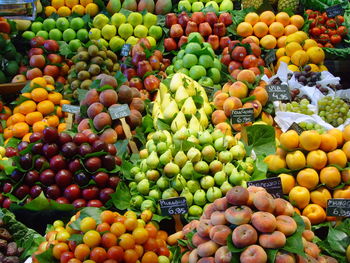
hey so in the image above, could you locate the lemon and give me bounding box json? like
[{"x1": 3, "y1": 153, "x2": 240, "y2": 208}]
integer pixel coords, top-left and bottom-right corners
[
  {"x1": 306, "y1": 47, "x2": 325, "y2": 65},
  {"x1": 285, "y1": 33, "x2": 302, "y2": 44},
  {"x1": 277, "y1": 56, "x2": 291, "y2": 68},
  {"x1": 291, "y1": 50, "x2": 309, "y2": 66},
  {"x1": 288, "y1": 64, "x2": 300, "y2": 72},
  {"x1": 303, "y1": 39, "x2": 318, "y2": 51},
  {"x1": 285, "y1": 42, "x2": 302, "y2": 57},
  {"x1": 307, "y1": 64, "x2": 319, "y2": 72},
  {"x1": 294, "y1": 31, "x2": 308, "y2": 41},
  {"x1": 276, "y1": 47, "x2": 286, "y2": 58},
  {"x1": 319, "y1": 65, "x2": 328, "y2": 72}
]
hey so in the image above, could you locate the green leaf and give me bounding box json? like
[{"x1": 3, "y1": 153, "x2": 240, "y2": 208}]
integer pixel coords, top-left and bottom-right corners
[
  {"x1": 245, "y1": 125, "x2": 276, "y2": 157},
  {"x1": 115, "y1": 71, "x2": 127, "y2": 88},
  {"x1": 70, "y1": 207, "x2": 103, "y2": 230},
  {"x1": 68, "y1": 234, "x2": 84, "y2": 244},
  {"x1": 156, "y1": 118, "x2": 171, "y2": 130},
  {"x1": 35, "y1": 246, "x2": 56, "y2": 263},
  {"x1": 0, "y1": 158, "x2": 15, "y2": 175},
  {"x1": 283, "y1": 213, "x2": 306, "y2": 256},
  {"x1": 77, "y1": 88, "x2": 88, "y2": 102},
  {"x1": 266, "y1": 249, "x2": 278, "y2": 263},
  {"x1": 120, "y1": 160, "x2": 134, "y2": 181},
  {"x1": 115, "y1": 139, "x2": 129, "y2": 158},
  {"x1": 4, "y1": 137, "x2": 21, "y2": 148},
  {"x1": 151, "y1": 213, "x2": 171, "y2": 222},
  {"x1": 250, "y1": 155, "x2": 268, "y2": 181},
  {"x1": 227, "y1": 233, "x2": 244, "y2": 253},
  {"x1": 110, "y1": 181, "x2": 131, "y2": 210}
]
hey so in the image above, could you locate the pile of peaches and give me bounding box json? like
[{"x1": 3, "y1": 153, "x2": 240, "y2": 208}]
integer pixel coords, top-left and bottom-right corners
[
  {"x1": 173, "y1": 186, "x2": 336, "y2": 263},
  {"x1": 164, "y1": 11, "x2": 233, "y2": 51},
  {"x1": 265, "y1": 127, "x2": 350, "y2": 224}
]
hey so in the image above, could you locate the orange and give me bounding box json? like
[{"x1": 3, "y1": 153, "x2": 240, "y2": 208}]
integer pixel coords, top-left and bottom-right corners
[
  {"x1": 310, "y1": 187, "x2": 331, "y2": 208},
  {"x1": 245, "y1": 12, "x2": 260, "y2": 26},
  {"x1": 52, "y1": 0, "x2": 64, "y2": 9},
  {"x1": 343, "y1": 124, "x2": 350, "y2": 141},
  {"x1": 44, "y1": 115, "x2": 60, "y2": 127},
  {"x1": 56, "y1": 106, "x2": 63, "y2": 118},
  {"x1": 19, "y1": 100, "x2": 36, "y2": 115},
  {"x1": 247, "y1": 35, "x2": 259, "y2": 45},
  {"x1": 33, "y1": 121, "x2": 49, "y2": 133},
  {"x1": 10, "y1": 113, "x2": 25, "y2": 124},
  {"x1": 296, "y1": 168, "x2": 319, "y2": 190},
  {"x1": 327, "y1": 128, "x2": 343, "y2": 146},
  {"x1": 57, "y1": 123, "x2": 66, "y2": 133},
  {"x1": 277, "y1": 36, "x2": 287, "y2": 48},
  {"x1": 85, "y1": 3, "x2": 98, "y2": 16},
  {"x1": 48, "y1": 92, "x2": 63, "y2": 105},
  {"x1": 289, "y1": 186, "x2": 310, "y2": 209},
  {"x1": 141, "y1": 251, "x2": 158, "y2": 263},
  {"x1": 60, "y1": 99, "x2": 71, "y2": 106},
  {"x1": 12, "y1": 122, "x2": 30, "y2": 138},
  {"x1": 22, "y1": 93, "x2": 32, "y2": 99},
  {"x1": 284, "y1": 24, "x2": 298, "y2": 35},
  {"x1": 320, "y1": 166, "x2": 341, "y2": 188},
  {"x1": 72, "y1": 4, "x2": 85, "y2": 15},
  {"x1": 30, "y1": 77, "x2": 47, "y2": 88},
  {"x1": 22, "y1": 133, "x2": 32, "y2": 142},
  {"x1": 278, "y1": 173, "x2": 295, "y2": 194},
  {"x1": 31, "y1": 88, "x2": 48, "y2": 102},
  {"x1": 263, "y1": 154, "x2": 286, "y2": 172},
  {"x1": 259, "y1": 11, "x2": 275, "y2": 26},
  {"x1": 286, "y1": 150, "x2": 306, "y2": 170},
  {"x1": 80, "y1": 0, "x2": 92, "y2": 6},
  {"x1": 343, "y1": 141, "x2": 350, "y2": 160},
  {"x1": 65, "y1": 0, "x2": 78, "y2": 8},
  {"x1": 306, "y1": 150, "x2": 327, "y2": 170},
  {"x1": 3, "y1": 127, "x2": 13, "y2": 139},
  {"x1": 253, "y1": 22, "x2": 269, "y2": 38},
  {"x1": 290, "y1": 15, "x2": 304, "y2": 29},
  {"x1": 57, "y1": 6, "x2": 71, "y2": 16},
  {"x1": 302, "y1": 204, "x2": 326, "y2": 225},
  {"x1": 37, "y1": 100, "x2": 55, "y2": 115},
  {"x1": 299, "y1": 130, "x2": 321, "y2": 151},
  {"x1": 45, "y1": 6, "x2": 57, "y2": 16},
  {"x1": 269, "y1": 22, "x2": 284, "y2": 38},
  {"x1": 25, "y1": 111, "x2": 43, "y2": 125},
  {"x1": 275, "y1": 12, "x2": 290, "y2": 27},
  {"x1": 327, "y1": 149, "x2": 347, "y2": 168},
  {"x1": 259, "y1": 34, "x2": 276, "y2": 49},
  {"x1": 279, "y1": 129, "x2": 299, "y2": 150},
  {"x1": 237, "y1": 22, "x2": 253, "y2": 37},
  {"x1": 319, "y1": 133, "x2": 337, "y2": 152}
]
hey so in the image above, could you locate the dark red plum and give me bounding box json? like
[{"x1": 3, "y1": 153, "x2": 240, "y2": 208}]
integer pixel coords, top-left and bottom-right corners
[
  {"x1": 82, "y1": 186, "x2": 99, "y2": 200},
  {"x1": 50, "y1": 155, "x2": 67, "y2": 171},
  {"x1": 46, "y1": 184, "x2": 61, "y2": 199},
  {"x1": 85, "y1": 157, "x2": 101, "y2": 172},
  {"x1": 64, "y1": 184, "x2": 81, "y2": 201},
  {"x1": 24, "y1": 170, "x2": 39, "y2": 185},
  {"x1": 42, "y1": 127, "x2": 59, "y2": 143},
  {"x1": 55, "y1": 169, "x2": 73, "y2": 187},
  {"x1": 30, "y1": 185, "x2": 42, "y2": 198},
  {"x1": 87, "y1": 199, "x2": 103, "y2": 207},
  {"x1": 73, "y1": 198, "x2": 87, "y2": 208},
  {"x1": 43, "y1": 143, "x2": 59, "y2": 158},
  {"x1": 61, "y1": 142, "x2": 78, "y2": 158},
  {"x1": 20, "y1": 153, "x2": 33, "y2": 170},
  {"x1": 99, "y1": 187, "x2": 114, "y2": 203},
  {"x1": 93, "y1": 172, "x2": 109, "y2": 188},
  {"x1": 40, "y1": 169, "x2": 55, "y2": 186},
  {"x1": 68, "y1": 159, "x2": 82, "y2": 173}
]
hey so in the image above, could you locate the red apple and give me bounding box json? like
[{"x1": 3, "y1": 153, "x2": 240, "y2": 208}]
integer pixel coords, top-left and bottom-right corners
[
  {"x1": 165, "y1": 13, "x2": 178, "y2": 28},
  {"x1": 47, "y1": 54, "x2": 62, "y2": 64},
  {"x1": 129, "y1": 77, "x2": 143, "y2": 90},
  {"x1": 178, "y1": 36, "x2": 188, "y2": 48},
  {"x1": 178, "y1": 11, "x2": 190, "y2": 28},
  {"x1": 228, "y1": 61, "x2": 242, "y2": 73},
  {"x1": 205, "y1": 12, "x2": 218, "y2": 26},
  {"x1": 137, "y1": 61, "x2": 152, "y2": 78},
  {"x1": 30, "y1": 36, "x2": 45, "y2": 48},
  {"x1": 199, "y1": 22, "x2": 212, "y2": 37},
  {"x1": 220, "y1": 37, "x2": 231, "y2": 49},
  {"x1": 29, "y1": 55, "x2": 46, "y2": 68},
  {"x1": 28, "y1": 48, "x2": 44, "y2": 57},
  {"x1": 207, "y1": 35, "x2": 219, "y2": 50},
  {"x1": 123, "y1": 68, "x2": 137, "y2": 80},
  {"x1": 185, "y1": 21, "x2": 198, "y2": 36},
  {"x1": 44, "y1": 65, "x2": 60, "y2": 77},
  {"x1": 213, "y1": 22, "x2": 226, "y2": 37},
  {"x1": 144, "y1": 75, "x2": 160, "y2": 92},
  {"x1": 44, "y1": 40, "x2": 59, "y2": 52},
  {"x1": 191, "y1": 12, "x2": 205, "y2": 24},
  {"x1": 170, "y1": 24, "x2": 184, "y2": 38},
  {"x1": 231, "y1": 46, "x2": 247, "y2": 62},
  {"x1": 219, "y1": 12, "x2": 233, "y2": 26},
  {"x1": 164, "y1": 38, "x2": 177, "y2": 51},
  {"x1": 138, "y1": 38, "x2": 151, "y2": 49},
  {"x1": 221, "y1": 54, "x2": 231, "y2": 66},
  {"x1": 228, "y1": 40, "x2": 240, "y2": 53}
]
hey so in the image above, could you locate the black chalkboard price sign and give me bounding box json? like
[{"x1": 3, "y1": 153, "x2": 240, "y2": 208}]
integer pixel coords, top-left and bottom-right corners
[
  {"x1": 326, "y1": 199, "x2": 350, "y2": 217},
  {"x1": 62, "y1": 104, "x2": 80, "y2": 114},
  {"x1": 287, "y1": 122, "x2": 304, "y2": 135},
  {"x1": 247, "y1": 177, "x2": 283, "y2": 198},
  {"x1": 120, "y1": 44, "x2": 131, "y2": 57},
  {"x1": 265, "y1": 49, "x2": 276, "y2": 65},
  {"x1": 159, "y1": 197, "x2": 188, "y2": 216},
  {"x1": 326, "y1": 4, "x2": 344, "y2": 18},
  {"x1": 203, "y1": 86, "x2": 216, "y2": 98},
  {"x1": 108, "y1": 104, "x2": 131, "y2": 120},
  {"x1": 266, "y1": 84, "x2": 291, "y2": 101},
  {"x1": 230, "y1": 108, "x2": 254, "y2": 124}
]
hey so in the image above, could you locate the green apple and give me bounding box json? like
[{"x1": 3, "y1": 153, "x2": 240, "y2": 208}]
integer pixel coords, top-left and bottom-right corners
[
  {"x1": 133, "y1": 25, "x2": 148, "y2": 38},
  {"x1": 77, "y1": 29, "x2": 88, "y2": 42},
  {"x1": 183, "y1": 53, "x2": 198, "y2": 68},
  {"x1": 127, "y1": 12, "x2": 142, "y2": 27},
  {"x1": 31, "y1": 21, "x2": 43, "y2": 33},
  {"x1": 178, "y1": 0, "x2": 191, "y2": 11},
  {"x1": 70, "y1": 17, "x2": 85, "y2": 30},
  {"x1": 192, "y1": 1, "x2": 204, "y2": 11},
  {"x1": 89, "y1": 28, "x2": 101, "y2": 40},
  {"x1": 220, "y1": 0, "x2": 233, "y2": 10},
  {"x1": 111, "y1": 13, "x2": 126, "y2": 27},
  {"x1": 36, "y1": 30, "x2": 49, "y2": 39},
  {"x1": 126, "y1": 36, "x2": 139, "y2": 45},
  {"x1": 63, "y1": 28, "x2": 76, "y2": 42},
  {"x1": 189, "y1": 65, "x2": 206, "y2": 80},
  {"x1": 118, "y1": 23, "x2": 133, "y2": 40},
  {"x1": 146, "y1": 36, "x2": 156, "y2": 47},
  {"x1": 101, "y1": 24, "x2": 117, "y2": 40},
  {"x1": 188, "y1": 32, "x2": 204, "y2": 43},
  {"x1": 43, "y1": 18, "x2": 56, "y2": 31},
  {"x1": 185, "y1": 42, "x2": 201, "y2": 54},
  {"x1": 213, "y1": 58, "x2": 221, "y2": 70},
  {"x1": 199, "y1": 54, "x2": 214, "y2": 68},
  {"x1": 148, "y1": 25, "x2": 162, "y2": 40},
  {"x1": 69, "y1": 39, "x2": 81, "y2": 51},
  {"x1": 143, "y1": 13, "x2": 157, "y2": 28},
  {"x1": 49, "y1": 29, "x2": 62, "y2": 41},
  {"x1": 109, "y1": 36, "x2": 125, "y2": 51},
  {"x1": 22, "y1": 31, "x2": 35, "y2": 40},
  {"x1": 208, "y1": 67, "x2": 220, "y2": 84},
  {"x1": 93, "y1": 14, "x2": 109, "y2": 29},
  {"x1": 205, "y1": 1, "x2": 219, "y2": 12},
  {"x1": 56, "y1": 17, "x2": 69, "y2": 31},
  {"x1": 98, "y1": 38, "x2": 109, "y2": 47}
]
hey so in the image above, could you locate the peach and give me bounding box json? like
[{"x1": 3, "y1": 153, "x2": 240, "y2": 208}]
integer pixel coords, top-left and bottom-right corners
[
  {"x1": 251, "y1": 86, "x2": 268, "y2": 106},
  {"x1": 130, "y1": 97, "x2": 145, "y2": 112},
  {"x1": 81, "y1": 89, "x2": 99, "y2": 106},
  {"x1": 228, "y1": 81, "x2": 248, "y2": 99},
  {"x1": 261, "y1": 112, "x2": 274, "y2": 125},
  {"x1": 213, "y1": 197, "x2": 228, "y2": 211},
  {"x1": 301, "y1": 216, "x2": 311, "y2": 230},
  {"x1": 212, "y1": 110, "x2": 227, "y2": 125},
  {"x1": 232, "y1": 224, "x2": 258, "y2": 248},
  {"x1": 243, "y1": 100, "x2": 262, "y2": 118},
  {"x1": 196, "y1": 219, "x2": 212, "y2": 238},
  {"x1": 87, "y1": 102, "x2": 104, "y2": 119},
  {"x1": 302, "y1": 230, "x2": 314, "y2": 242},
  {"x1": 251, "y1": 211, "x2": 277, "y2": 233},
  {"x1": 253, "y1": 191, "x2": 275, "y2": 213},
  {"x1": 210, "y1": 211, "x2": 227, "y2": 226},
  {"x1": 296, "y1": 255, "x2": 318, "y2": 263},
  {"x1": 240, "y1": 245, "x2": 267, "y2": 263},
  {"x1": 100, "y1": 128, "x2": 118, "y2": 144},
  {"x1": 225, "y1": 206, "x2": 252, "y2": 225},
  {"x1": 215, "y1": 122, "x2": 232, "y2": 136},
  {"x1": 209, "y1": 225, "x2": 231, "y2": 245},
  {"x1": 237, "y1": 69, "x2": 256, "y2": 83},
  {"x1": 181, "y1": 251, "x2": 190, "y2": 263},
  {"x1": 189, "y1": 249, "x2": 199, "y2": 263},
  {"x1": 304, "y1": 241, "x2": 320, "y2": 259},
  {"x1": 214, "y1": 246, "x2": 232, "y2": 263},
  {"x1": 223, "y1": 97, "x2": 242, "y2": 117},
  {"x1": 99, "y1": 89, "x2": 118, "y2": 107},
  {"x1": 98, "y1": 74, "x2": 118, "y2": 88},
  {"x1": 198, "y1": 257, "x2": 215, "y2": 263},
  {"x1": 213, "y1": 92, "x2": 229, "y2": 110},
  {"x1": 197, "y1": 241, "x2": 219, "y2": 257},
  {"x1": 231, "y1": 69, "x2": 241, "y2": 79},
  {"x1": 296, "y1": 168, "x2": 319, "y2": 190},
  {"x1": 77, "y1": 118, "x2": 90, "y2": 132},
  {"x1": 183, "y1": 220, "x2": 199, "y2": 235},
  {"x1": 275, "y1": 251, "x2": 296, "y2": 263},
  {"x1": 276, "y1": 215, "x2": 297, "y2": 236},
  {"x1": 259, "y1": 231, "x2": 286, "y2": 249},
  {"x1": 226, "y1": 186, "x2": 249, "y2": 205},
  {"x1": 192, "y1": 233, "x2": 210, "y2": 247},
  {"x1": 222, "y1": 82, "x2": 231, "y2": 93},
  {"x1": 274, "y1": 198, "x2": 294, "y2": 216},
  {"x1": 93, "y1": 112, "x2": 112, "y2": 131},
  {"x1": 203, "y1": 203, "x2": 217, "y2": 220},
  {"x1": 247, "y1": 186, "x2": 266, "y2": 206}
]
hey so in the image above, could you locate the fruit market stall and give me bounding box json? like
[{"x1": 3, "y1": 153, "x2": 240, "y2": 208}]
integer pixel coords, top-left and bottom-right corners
[{"x1": 0, "y1": 0, "x2": 349, "y2": 262}]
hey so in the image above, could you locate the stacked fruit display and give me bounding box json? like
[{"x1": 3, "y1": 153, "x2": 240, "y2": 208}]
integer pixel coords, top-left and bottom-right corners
[
  {"x1": 44, "y1": 0, "x2": 99, "y2": 17},
  {"x1": 164, "y1": 12, "x2": 233, "y2": 51},
  {"x1": 307, "y1": 10, "x2": 347, "y2": 48},
  {"x1": 177, "y1": 0, "x2": 234, "y2": 13},
  {"x1": 105, "y1": 0, "x2": 172, "y2": 15},
  {"x1": 65, "y1": 42, "x2": 119, "y2": 100},
  {"x1": 89, "y1": 12, "x2": 162, "y2": 49},
  {"x1": 264, "y1": 127, "x2": 350, "y2": 224},
  {"x1": 175, "y1": 186, "x2": 336, "y2": 262},
  {"x1": 237, "y1": 11, "x2": 305, "y2": 50},
  {"x1": 1, "y1": 126, "x2": 120, "y2": 209}
]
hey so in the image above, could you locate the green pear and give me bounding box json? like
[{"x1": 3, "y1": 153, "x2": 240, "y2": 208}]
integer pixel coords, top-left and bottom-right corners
[
  {"x1": 181, "y1": 97, "x2": 197, "y2": 117},
  {"x1": 106, "y1": 0, "x2": 121, "y2": 14},
  {"x1": 160, "y1": 149, "x2": 172, "y2": 165},
  {"x1": 175, "y1": 85, "x2": 189, "y2": 106},
  {"x1": 134, "y1": 24, "x2": 148, "y2": 38},
  {"x1": 159, "y1": 83, "x2": 169, "y2": 101},
  {"x1": 152, "y1": 131, "x2": 167, "y2": 143},
  {"x1": 224, "y1": 163, "x2": 235, "y2": 175},
  {"x1": 127, "y1": 12, "x2": 143, "y2": 27},
  {"x1": 194, "y1": 161, "x2": 209, "y2": 174},
  {"x1": 171, "y1": 112, "x2": 187, "y2": 133},
  {"x1": 187, "y1": 180, "x2": 201, "y2": 194},
  {"x1": 220, "y1": 181, "x2": 232, "y2": 194},
  {"x1": 137, "y1": 179, "x2": 150, "y2": 195},
  {"x1": 162, "y1": 188, "x2": 179, "y2": 199},
  {"x1": 212, "y1": 129, "x2": 224, "y2": 141},
  {"x1": 206, "y1": 186, "x2": 222, "y2": 202},
  {"x1": 135, "y1": 172, "x2": 146, "y2": 182},
  {"x1": 202, "y1": 145, "x2": 216, "y2": 163},
  {"x1": 199, "y1": 130, "x2": 213, "y2": 145},
  {"x1": 178, "y1": 0, "x2": 191, "y2": 11},
  {"x1": 174, "y1": 151, "x2": 188, "y2": 168},
  {"x1": 229, "y1": 168, "x2": 244, "y2": 185},
  {"x1": 148, "y1": 25, "x2": 162, "y2": 40},
  {"x1": 122, "y1": 0, "x2": 137, "y2": 10},
  {"x1": 210, "y1": 160, "x2": 223, "y2": 174},
  {"x1": 181, "y1": 161, "x2": 194, "y2": 180},
  {"x1": 173, "y1": 127, "x2": 190, "y2": 141},
  {"x1": 192, "y1": 1, "x2": 204, "y2": 11},
  {"x1": 198, "y1": 108, "x2": 209, "y2": 128},
  {"x1": 219, "y1": 151, "x2": 234, "y2": 164},
  {"x1": 155, "y1": 0, "x2": 172, "y2": 14},
  {"x1": 188, "y1": 115, "x2": 202, "y2": 136},
  {"x1": 157, "y1": 176, "x2": 170, "y2": 190},
  {"x1": 205, "y1": 1, "x2": 219, "y2": 11},
  {"x1": 171, "y1": 175, "x2": 187, "y2": 191},
  {"x1": 146, "y1": 139, "x2": 156, "y2": 152},
  {"x1": 220, "y1": 0, "x2": 233, "y2": 10},
  {"x1": 188, "y1": 135, "x2": 200, "y2": 145},
  {"x1": 111, "y1": 13, "x2": 126, "y2": 27},
  {"x1": 140, "y1": 159, "x2": 148, "y2": 172},
  {"x1": 146, "y1": 170, "x2": 160, "y2": 181},
  {"x1": 92, "y1": 14, "x2": 109, "y2": 29},
  {"x1": 143, "y1": 13, "x2": 157, "y2": 28},
  {"x1": 131, "y1": 167, "x2": 140, "y2": 176},
  {"x1": 187, "y1": 147, "x2": 201, "y2": 162},
  {"x1": 156, "y1": 142, "x2": 167, "y2": 154},
  {"x1": 193, "y1": 189, "x2": 206, "y2": 206},
  {"x1": 163, "y1": 130, "x2": 173, "y2": 145},
  {"x1": 163, "y1": 100, "x2": 179, "y2": 121},
  {"x1": 149, "y1": 189, "x2": 161, "y2": 200},
  {"x1": 230, "y1": 145, "x2": 246, "y2": 160},
  {"x1": 164, "y1": 162, "x2": 180, "y2": 177},
  {"x1": 181, "y1": 188, "x2": 194, "y2": 206},
  {"x1": 146, "y1": 151, "x2": 159, "y2": 169},
  {"x1": 214, "y1": 171, "x2": 227, "y2": 186}
]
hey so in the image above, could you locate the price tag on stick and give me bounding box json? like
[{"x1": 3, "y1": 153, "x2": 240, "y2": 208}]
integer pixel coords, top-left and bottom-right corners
[
  {"x1": 266, "y1": 84, "x2": 291, "y2": 101},
  {"x1": 326, "y1": 199, "x2": 350, "y2": 217},
  {"x1": 159, "y1": 197, "x2": 188, "y2": 232},
  {"x1": 326, "y1": 4, "x2": 344, "y2": 18},
  {"x1": 62, "y1": 104, "x2": 80, "y2": 131},
  {"x1": 230, "y1": 108, "x2": 254, "y2": 124},
  {"x1": 287, "y1": 122, "x2": 304, "y2": 135},
  {"x1": 247, "y1": 177, "x2": 283, "y2": 198}
]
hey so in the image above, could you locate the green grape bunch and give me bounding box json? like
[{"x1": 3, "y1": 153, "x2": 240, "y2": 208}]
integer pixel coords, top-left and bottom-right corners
[{"x1": 318, "y1": 96, "x2": 350, "y2": 127}]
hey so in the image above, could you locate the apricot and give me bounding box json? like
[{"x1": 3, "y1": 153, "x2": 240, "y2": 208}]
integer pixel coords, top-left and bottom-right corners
[
  {"x1": 253, "y1": 191, "x2": 275, "y2": 213},
  {"x1": 228, "y1": 81, "x2": 248, "y2": 99},
  {"x1": 215, "y1": 122, "x2": 232, "y2": 136},
  {"x1": 286, "y1": 150, "x2": 306, "y2": 170},
  {"x1": 304, "y1": 241, "x2": 320, "y2": 259},
  {"x1": 327, "y1": 128, "x2": 343, "y2": 146},
  {"x1": 306, "y1": 150, "x2": 327, "y2": 170},
  {"x1": 192, "y1": 233, "x2": 210, "y2": 247},
  {"x1": 259, "y1": 231, "x2": 286, "y2": 249},
  {"x1": 327, "y1": 149, "x2": 347, "y2": 168},
  {"x1": 198, "y1": 257, "x2": 215, "y2": 263},
  {"x1": 226, "y1": 186, "x2": 249, "y2": 205},
  {"x1": 296, "y1": 168, "x2": 319, "y2": 190},
  {"x1": 276, "y1": 215, "x2": 297, "y2": 236},
  {"x1": 261, "y1": 111, "x2": 274, "y2": 125},
  {"x1": 237, "y1": 69, "x2": 256, "y2": 83},
  {"x1": 251, "y1": 211, "x2": 276, "y2": 233},
  {"x1": 212, "y1": 110, "x2": 227, "y2": 125},
  {"x1": 289, "y1": 186, "x2": 310, "y2": 209},
  {"x1": 240, "y1": 245, "x2": 267, "y2": 263},
  {"x1": 275, "y1": 251, "x2": 296, "y2": 263},
  {"x1": 197, "y1": 241, "x2": 219, "y2": 257},
  {"x1": 213, "y1": 93, "x2": 229, "y2": 110},
  {"x1": 343, "y1": 124, "x2": 350, "y2": 141},
  {"x1": 301, "y1": 216, "x2": 312, "y2": 230},
  {"x1": 196, "y1": 219, "x2": 212, "y2": 238},
  {"x1": 100, "y1": 128, "x2": 118, "y2": 144},
  {"x1": 302, "y1": 230, "x2": 314, "y2": 242},
  {"x1": 231, "y1": 224, "x2": 258, "y2": 248},
  {"x1": 319, "y1": 133, "x2": 337, "y2": 152},
  {"x1": 223, "y1": 97, "x2": 242, "y2": 117},
  {"x1": 99, "y1": 89, "x2": 118, "y2": 107},
  {"x1": 319, "y1": 167, "x2": 341, "y2": 188},
  {"x1": 302, "y1": 204, "x2": 326, "y2": 225},
  {"x1": 249, "y1": 86, "x2": 268, "y2": 107},
  {"x1": 214, "y1": 246, "x2": 232, "y2": 263},
  {"x1": 225, "y1": 205, "x2": 252, "y2": 225},
  {"x1": 299, "y1": 131, "x2": 321, "y2": 151},
  {"x1": 274, "y1": 198, "x2": 294, "y2": 216},
  {"x1": 93, "y1": 112, "x2": 112, "y2": 131},
  {"x1": 209, "y1": 225, "x2": 231, "y2": 246},
  {"x1": 243, "y1": 100, "x2": 262, "y2": 118},
  {"x1": 278, "y1": 174, "x2": 295, "y2": 195},
  {"x1": 130, "y1": 98, "x2": 145, "y2": 113},
  {"x1": 310, "y1": 187, "x2": 331, "y2": 209},
  {"x1": 81, "y1": 89, "x2": 99, "y2": 106},
  {"x1": 264, "y1": 154, "x2": 286, "y2": 172},
  {"x1": 210, "y1": 211, "x2": 227, "y2": 226},
  {"x1": 279, "y1": 130, "x2": 299, "y2": 150},
  {"x1": 213, "y1": 197, "x2": 228, "y2": 211},
  {"x1": 333, "y1": 185, "x2": 350, "y2": 198},
  {"x1": 87, "y1": 102, "x2": 104, "y2": 119}
]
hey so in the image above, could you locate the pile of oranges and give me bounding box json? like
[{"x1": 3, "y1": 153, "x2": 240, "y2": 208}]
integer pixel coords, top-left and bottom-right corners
[
  {"x1": 4, "y1": 77, "x2": 70, "y2": 142},
  {"x1": 264, "y1": 126, "x2": 350, "y2": 225},
  {"x1": 45, "y1": 0, "x2": 99, "y2": 17},
  {"x1": 237, "y1": 11, "x2": 305, "y2": 50},
  {"x1": 33, "y1": 209, "x2": 171, "y2": 263}
]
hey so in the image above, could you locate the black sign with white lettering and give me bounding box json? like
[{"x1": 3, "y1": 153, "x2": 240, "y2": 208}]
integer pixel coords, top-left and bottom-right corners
[
  {"x1": 247, "y1": 177, "x2": 283, "y2": 198},
  {"x1": 108, "y1": 104, "x2": 131, "y2": 120},
  {"x1": 203, "y1": 86, "x2": 216, "y2": 98},
  {"x1": 288, "y1": 122, "x2": 304, "y2": 135},
  {"x1": 265, "y1": 49, "x2": 276, "y2": 65},
  {"x1": 159, "y1": 197, "x2": 188, "y2": 216},
  {"x1": 326, "y1": 4, "x2": 344, "y2": 18},
  {"x1": 266, "y1": 84, "x2": 291, "y2": 101},
  {"x1": 120, "y1": 44, "x2": 131, "y2": 57},
  {"x1": 230, "y1": 108, "x2": 254, "y2": 124},
  {"x1": 62, "y1": 104, "x2": 80, "y2": 114},
  {"x1": 326, "y1": 199, "x2": 350, "y2": 217}
]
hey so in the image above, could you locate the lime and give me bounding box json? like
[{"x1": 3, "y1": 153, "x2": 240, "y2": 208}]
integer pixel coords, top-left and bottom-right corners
[
  {"x1": 198, "y1": 55, "x2": 214, "y2": 69},
  {"x1": 183, "y1": 54, "x2": 198, "y2": 69},
  {"x1": 22, "y1": 31, "x2": 35, "y2": 40},
  {"x1": 31, "y1": 22, "x2": 43, "y2": 33},
  {"x1": 89, "y1": 28, "x2": 101, "y2": 40},
  {"x1": 77, "y1": 29, "x2": 89, "y2": 42},
  {"x1": 188, "y1": 32, "x2": 203, "y2": 43},
  {"x1": 134, "y1": 25, "x2": 148, "y2": 38},
  {"x1": 177, "y1": 68, "x2": 189, "y2": 75},
  {"x1": 43, "y1": 18, "x2": 56, "y2": 31},
  {"x1": 111, "y1": 13, "x2": 126, "y2": 27},
  {"x1": 189, "y1": 65, "x2": 206, "y2": 80},
  {"x1": 127, "y1": 12, "x2": 142, "y2": 27},
  {"x1": 69, "y1": 39, "x2": 81, "y2": 51},
  {"x1": 109, "y1": 36, "x2": 125, "y2": 51},
  {"x1": 63, "y1": 28, "x2": 76, "y2": 42},
  {"x1": 208, "y1": 68, "x2": 220, "y2": 84},
  {"x1": 177, "y1": 50, "x2": 185, "y2": 59},
  {"x1": 36, "y1": 30, "x2": 49, "y2": 39},
  {"x1": 148, "y1": 25, "x2": 162, "y2": 40},
  {"x1": 185, "y1": 42, "x2": 201, "y2": 54},
  {"x1": 213, "y1": 58, "x2": 222, "y2": 70},
  {"x1": 174, "y1": 59, "x2": 183, "y2": 71},
  {"x1": 118, "y1": 23, "x2": 133, "y2": 40},
  {"x1": 70, "y1": 17, "x2": 85, "y2": 31},
  {"x1": 56, "y1": 17, "x2": 69, "y2": 31},
  {"x1": 49, "y1": 29, "x2": 62, "y2": 41}
]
